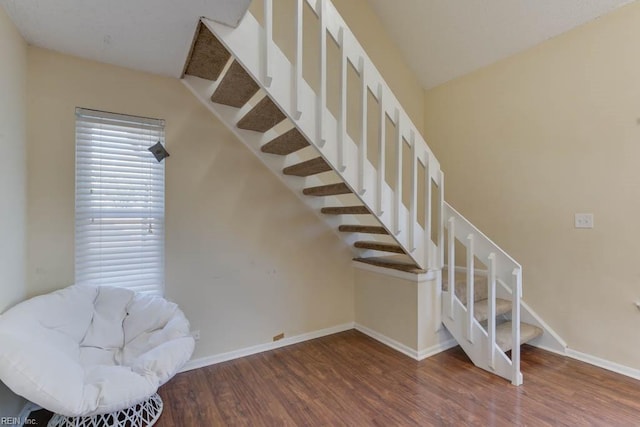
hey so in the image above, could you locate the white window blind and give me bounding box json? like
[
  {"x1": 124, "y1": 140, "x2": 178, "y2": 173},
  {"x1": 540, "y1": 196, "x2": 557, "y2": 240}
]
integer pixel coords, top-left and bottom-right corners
[{"x1": 75, "y1": 108, "x2": 165, "y2": 295}]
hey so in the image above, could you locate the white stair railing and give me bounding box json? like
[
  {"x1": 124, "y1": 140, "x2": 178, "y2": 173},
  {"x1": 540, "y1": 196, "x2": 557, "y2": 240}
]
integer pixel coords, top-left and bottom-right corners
[
  {"x1": 193, "y1": 0, "x2": 531, "y2": 385},
  {"x1": 205, "y1": 0, "x2": 444, "y2": 270},
  {"x1": 443, "y1": 202, "x2": 523, "y2": 385}
]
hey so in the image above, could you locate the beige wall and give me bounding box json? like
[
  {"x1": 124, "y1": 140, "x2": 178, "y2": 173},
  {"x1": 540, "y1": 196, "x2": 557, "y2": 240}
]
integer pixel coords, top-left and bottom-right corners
[
  {"x1": 0, "y1": 5, "x2": 27, "y2": 416},
  {"x1": 424, "y1": 1, "x2": 640, "y2": 369},
  {"x1": 26, "y1": 47, "x2": 354, "y2": 359},
  {"x1": 355, "y1": 268, "x2": 450, "y2": 353},
  {"x1": 0, "y1": 6, "x2": 27, "y2": 313}
]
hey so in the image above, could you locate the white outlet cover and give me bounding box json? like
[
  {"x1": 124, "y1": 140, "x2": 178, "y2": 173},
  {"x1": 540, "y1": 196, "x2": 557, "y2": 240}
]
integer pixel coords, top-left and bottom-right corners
[{"x1": 575, "y1": 213, "x2": 594, "y2": 229}]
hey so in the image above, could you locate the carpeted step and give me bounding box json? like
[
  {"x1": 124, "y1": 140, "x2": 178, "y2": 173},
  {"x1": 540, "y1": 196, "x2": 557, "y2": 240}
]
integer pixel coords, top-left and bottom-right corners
[
  {"x1": 442, "y1": 268, "x2": 489, "y2": 304},
  {"x1": 283, "y1": 157, "x2": 331, "y2": 177},
  {"x1": 339, "y1": 225, "x2": 388, "y2": 235},
  {"x1": 495, "y1": 322, "x2": 543, "y2": 352},
  {"x1": 473, "y1": 298, "x2": 512, "y2": 322},
  {"x1": 237, "y1": 97, "x2": 286, "y2": 132},
  {"x1": 354, "y1": 241, "x2": 404, "y2": 254},
  {"x1": 353, "y1": 257, "x2": 425, "y2": 273},
  {"x1": 183, "y1": 22, "x2": 231, "y2": 81},
  {"x1": 211, "y1": 60, "x2": 259, "y2": 107},
  {"x1": 261, "y1": 128, "x2": 310, "y2": 155},
  {"x1": 303, "y1": 183, "x2": 351, "y2": 197},
  {"x1": 321, "y1": 205, "x2": 370, "y2": 215}
]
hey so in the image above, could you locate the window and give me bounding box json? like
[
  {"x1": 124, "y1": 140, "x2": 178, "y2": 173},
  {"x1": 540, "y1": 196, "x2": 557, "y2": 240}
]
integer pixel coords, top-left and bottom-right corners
[{"x1": 75, "y1": 108, "x2": 165, "y2": 295}]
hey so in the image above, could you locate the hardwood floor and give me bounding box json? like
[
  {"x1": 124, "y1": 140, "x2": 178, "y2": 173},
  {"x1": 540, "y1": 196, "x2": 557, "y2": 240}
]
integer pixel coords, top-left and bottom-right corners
[{"x1": 157, "y1": 330, "x2": 640, "y2": 426}]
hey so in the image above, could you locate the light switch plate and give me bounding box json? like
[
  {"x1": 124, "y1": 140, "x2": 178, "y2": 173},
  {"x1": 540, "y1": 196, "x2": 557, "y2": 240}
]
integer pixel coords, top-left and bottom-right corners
[{"x1": 575, "y1": 213, "x2": 594, "y2": 229}]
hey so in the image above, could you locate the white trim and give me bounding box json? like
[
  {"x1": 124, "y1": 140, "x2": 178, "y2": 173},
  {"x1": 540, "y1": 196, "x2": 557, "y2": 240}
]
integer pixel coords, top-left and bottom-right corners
[
  {"x1": 354, "y1": 323, "x2": 419, "y2": 359},
  {"x1": 354, "y1": 323, "x2": 457, "y2": 361},
  {"x1": 352, "y1": 260, "x2": 437, "y2": 282},
  {"x1": 417, "y1": 338, "x2": 459, "y2": 360},
  {"x1": 180, "y1": 322, "x2": 354, "y2": 372},
  {"x1": 566, "y1": 349, "x2": 640, "y2": 381}
]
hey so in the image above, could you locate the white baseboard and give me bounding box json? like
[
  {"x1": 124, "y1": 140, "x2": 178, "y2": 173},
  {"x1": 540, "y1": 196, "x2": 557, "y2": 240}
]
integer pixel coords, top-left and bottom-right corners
[
  {"x1": 417, "y1": 338, "x2": 459, "y2": 360},
  {"x1": 354, "y1": 323, "x2": 420, "y2": 360},
  {"x1": 180, "y1": 322, "x2": 355, "y2": 372},
  {"x1": 566, "y1": 348, "x2": 640, "y2": 381},
  {"x1": 354, "y1": 323, "x2": 458, "y2": 361}
]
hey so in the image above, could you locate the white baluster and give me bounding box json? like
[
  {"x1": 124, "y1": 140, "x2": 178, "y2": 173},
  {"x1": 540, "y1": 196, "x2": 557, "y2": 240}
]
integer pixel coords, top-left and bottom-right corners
[
  {"x1": 358, "y1": 57, "x2": 367, "y2": 195},
  {"x1": 512, "y1": 267, "x2": 523, "y2": 385},
  {"x1": 424, "y1": 151, "x2": 432, "y2": 268},
  {"x1": 447, "y1": 217, "x2": 455, "y2": 320},
  {"x1": 487, "y1": 253, "x2": 497, "y2": 370},
  {"x1": 394, "y1": 109, "x2": 402, "y2": 235},
  {"x1": 263, "y1": 0, "x2": 273, "y2": 87},
  {"x1": 409, "y1": 130, "x2": 417, "y2": 252},
  {"x1": 337, "y1": 27, "x2": 347, "y2": 172},
  {"x1": 466, "y1": 234, "x2": 474, "y2": 343},
  {"x1": 376, "y1": 84, "x2": 385, "y2": 216},
  {"x1": 438, "y1": 171, "x2": 445, "y2": 268},
  {"x1": 317, "y1": 0, "x2": 327, "y2": 147},
  {"x1": 293, "y1": 0, "x2": 303, "y2": 119}
]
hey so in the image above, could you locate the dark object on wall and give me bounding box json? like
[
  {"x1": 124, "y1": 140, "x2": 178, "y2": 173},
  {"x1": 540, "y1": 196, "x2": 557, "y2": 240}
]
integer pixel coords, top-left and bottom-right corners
[{"x1": 148, "y1": 141, "x2": 170, "y2": 162}]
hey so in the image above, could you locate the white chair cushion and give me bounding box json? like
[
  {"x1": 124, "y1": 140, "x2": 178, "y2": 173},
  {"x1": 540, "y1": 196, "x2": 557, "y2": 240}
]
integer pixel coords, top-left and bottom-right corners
[{"x1": 0, "y1": 285, "x2": 194, "y2": 417}]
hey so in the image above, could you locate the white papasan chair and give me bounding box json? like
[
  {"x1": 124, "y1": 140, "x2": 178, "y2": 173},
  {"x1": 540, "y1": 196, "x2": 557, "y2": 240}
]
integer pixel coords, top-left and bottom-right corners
[{"x1": 0, "y1": 285, "x2": 195, "y2": 427}]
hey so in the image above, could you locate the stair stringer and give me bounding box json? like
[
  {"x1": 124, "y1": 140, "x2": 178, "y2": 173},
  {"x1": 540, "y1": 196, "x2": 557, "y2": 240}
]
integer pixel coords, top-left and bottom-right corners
[
  {"x1": 194, "y1": 15, "x2": 438, "y2": 269},
  {"x1": 494, "y1": 280, "x2": 568, "y2": 354},
  {"x1": 442, "y1": 290, "x2": 520, "y2": 384},
  {"x1": 183, "y1": 74, "x2": 394, "y2": 258}
]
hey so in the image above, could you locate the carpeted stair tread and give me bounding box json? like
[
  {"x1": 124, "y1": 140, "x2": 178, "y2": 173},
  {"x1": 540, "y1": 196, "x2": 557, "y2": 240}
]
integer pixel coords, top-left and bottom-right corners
[
  {"x1": 261, "y1": 128, "x2": 310, "y2": 155},
  {"x1": 339, "y1": 225, "x2": 389, "y2": 235},
  {"x1": 442, "y1": 269, "x2": 489, "y2": 304},
  {"x1": 211, "y1": 60, "x2": 259, "y2": 107},
  {"x1": 496, "y1": 322, "x2": 543, "y2": 352},
  {"x1": 474, "y1": 298, "x2": 512, "y2": 322},
  {"x1": 303, "y1": 183, "x2": 351, "y2": 196},
  {"x1": 321, "y1": 205, "x2": 370, "y2": 215},
  {"x1": 237, "y1": 96, "x2": 286, "y2": 132},
  {"x1": 354, "y1": 241, "x2": 405, "y2": 254},
  {"x1": 183, "y1": 22, "x2": 231, "y2": 81},
  {"x1": 283, "y1": 157, "x2": 331, "y2": 177},
  {"x1": 353, "y1": 257, "x2": 425, "y2": 273}
]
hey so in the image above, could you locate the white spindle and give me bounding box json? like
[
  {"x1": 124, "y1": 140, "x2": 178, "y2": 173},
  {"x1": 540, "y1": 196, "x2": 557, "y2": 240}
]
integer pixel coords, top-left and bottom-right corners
[
  {"x1": 317, "y1": 0, "x2": 327, "y2": 146},
  {"x1": 293, "y1": 0, "x2": 303, "y2": 119},
  {"x1": 358, "y1": 57, "x2": 367, "y2": 195},
  {"x1": 466, "y1": 234, "x2": 475, "y2": 343},
  {"x1": 487, "y1": 253, "x2": 497, "y2": 369},
  {"x1": 447, "y1": 217, "x2": 455, "y2": 320},
  {"x1": 263, "y1": 0, "x2": 273, "y2": 87},
  {"x1": 512, "y1": 267, "x2": 523, "y2": 386},
  {"x1": 424, "y1": 151, "x2": 432, "y2": 268},
  {"x1": 438, "y1": 171, "x2": 445, "y2": 268},
  {"x1": 409, "y1": 130, "x2": 417, "y2": 251},
  {"x1": 337, "y1": 27, "x2": 347, "y2": 172},
  {"x1": 393, "y1": 110, "x2": 402, "y2": 235},
  {"x1": 376, "y1": 84, "x2": 385, "y2": 216}
]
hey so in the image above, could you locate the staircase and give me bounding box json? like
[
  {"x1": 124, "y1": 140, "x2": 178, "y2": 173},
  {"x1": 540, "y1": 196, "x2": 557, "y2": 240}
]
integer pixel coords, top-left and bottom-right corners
[{"x1": 181, "y1": 0, "x2": 565, "y2": 385}]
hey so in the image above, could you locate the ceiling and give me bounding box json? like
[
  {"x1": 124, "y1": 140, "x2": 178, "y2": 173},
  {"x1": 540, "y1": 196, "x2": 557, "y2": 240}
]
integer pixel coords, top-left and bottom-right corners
[
  {"x1": 366, "y1": 0, "x2": 636, "y2": 89},
  {"x1": 1, "y1": 0, "x2": 635, "y2": 88},
  {"x1": 0, "y1": 0, "x2": 251, "y2": 78}
]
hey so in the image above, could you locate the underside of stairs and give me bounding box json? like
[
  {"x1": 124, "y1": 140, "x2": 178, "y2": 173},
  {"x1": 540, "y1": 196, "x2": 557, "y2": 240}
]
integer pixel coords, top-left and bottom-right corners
[
  {"x1": 180, "y1": 10, "x2": 566, "y2": 387},
  {"x1": 182, "y1": 22, "x2": 422, "y2": 273}
]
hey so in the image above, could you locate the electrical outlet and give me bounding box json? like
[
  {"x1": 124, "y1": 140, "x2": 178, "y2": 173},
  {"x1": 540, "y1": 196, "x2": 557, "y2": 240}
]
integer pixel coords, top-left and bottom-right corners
[
  {"x1": 574, "y1": 213, "x2": 594, "y2": 229},
  {"x1": 273, "y1": 332, "x2": 284, "y2": 342},
  {"x1": 192, "y1": 330, "x2": 200, "y2": 341}
]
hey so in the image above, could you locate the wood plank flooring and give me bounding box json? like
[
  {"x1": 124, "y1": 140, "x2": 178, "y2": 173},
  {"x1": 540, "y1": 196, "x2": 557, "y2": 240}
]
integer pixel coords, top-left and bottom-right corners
[{"x1": 157, "y1": 330, "x2": 640, "y2": 426}]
